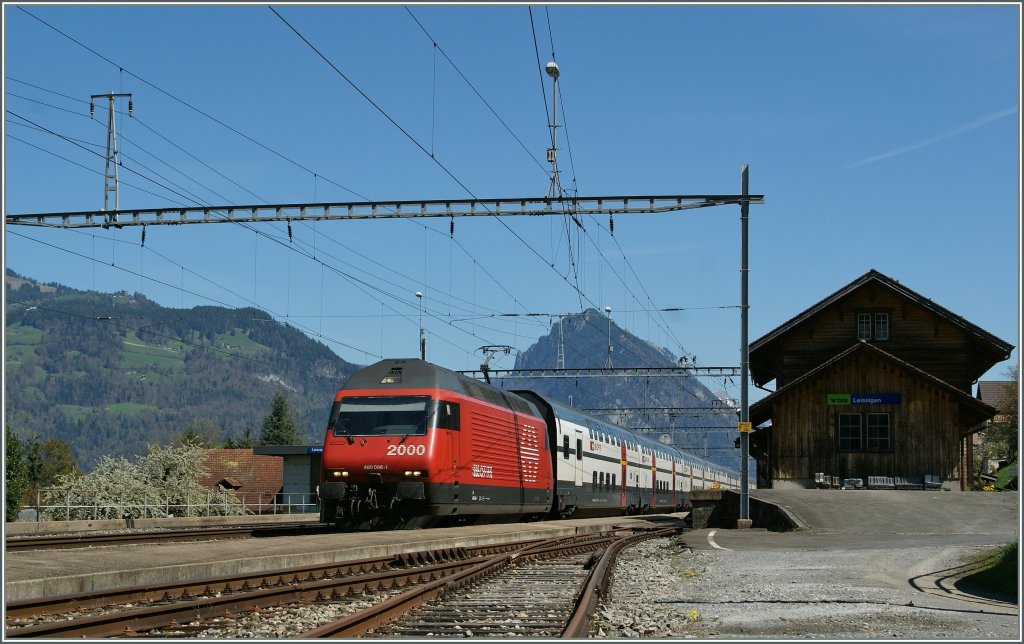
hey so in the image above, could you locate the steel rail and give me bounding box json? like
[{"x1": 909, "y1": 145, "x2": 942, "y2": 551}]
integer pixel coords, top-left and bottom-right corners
[
  {"x1": 296, "y1": 532, "x2": 618, "y2": 638},
  {"x1": 5, "y1": 547, "x2": 511, "y2": 639},
  {"x1": 4, "y1": 542, "x2": 537, "y2": 621},
  {"x1": 561, "y1": 527, "x2": 678, "y2": 638}
]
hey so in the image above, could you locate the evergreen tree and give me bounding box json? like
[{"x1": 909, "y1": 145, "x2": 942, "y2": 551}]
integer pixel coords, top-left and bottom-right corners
[
  {"x1": 5, "y1": 428, "x2": 30, "y2": 521},
  {"x1": 224, "y1": 427, "x2": 255, "y2": 449},
  {"x1": 259, "y1": 392, "x2": 303, "y2": 445},
  {"x1": 174, "y1": 418, "x2": 222, "y2": 448}
]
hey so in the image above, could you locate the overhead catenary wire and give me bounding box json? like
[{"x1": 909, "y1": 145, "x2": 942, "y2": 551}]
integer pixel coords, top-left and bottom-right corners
[
  {"x1": 7, "y1": 22, "x2": 549, "y2": 353},
  {"x1": 6, "y1": 78, "x2": 551, "y2": 359},
  {"x1": 9, "y1": 10, "x2": 589, "y2": 345},
  {"x1": 404, "y1": 7, "x2": 549, "y2": 177},
  {"x1": 268, "y1": 6, "x2": 605, "y2": 316},
  {"x1": 16, "y1": 6, "x2": 367, "y2": 203},
  {"x1": 7, "y1": 114, "x2": 502, "y2": 362},
  {"x1": 11, "y1": 8, "x2": 726, "y2": 377}
]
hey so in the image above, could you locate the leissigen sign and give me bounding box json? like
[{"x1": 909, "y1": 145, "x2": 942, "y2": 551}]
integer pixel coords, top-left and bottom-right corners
[{"x1": 827, "y1": 393, "x2": 901, "y2": 405}]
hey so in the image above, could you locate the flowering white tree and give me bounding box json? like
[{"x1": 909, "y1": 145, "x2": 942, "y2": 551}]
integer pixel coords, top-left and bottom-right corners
[{"x1": 42, "y1": 440, "x2": 247, "y2": 520}]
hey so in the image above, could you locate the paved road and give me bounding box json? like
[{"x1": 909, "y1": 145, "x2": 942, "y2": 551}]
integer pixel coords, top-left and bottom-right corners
[{"x1": 676, "y1": 489, "x2": 1019, "y2": 640}]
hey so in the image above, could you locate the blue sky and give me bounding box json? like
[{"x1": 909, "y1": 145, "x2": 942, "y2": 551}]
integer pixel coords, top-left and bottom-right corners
[{"x1": 3, "y1": 2, "x2": 1020, "y2": 403}]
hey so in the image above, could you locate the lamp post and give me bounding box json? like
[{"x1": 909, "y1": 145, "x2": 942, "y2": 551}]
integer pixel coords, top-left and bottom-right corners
[
  {"x1": 416, "y1": 291, "x2": 425, "y2": 360},
  {"x1": 604, "y1": 306, "x2": 613, "y2": 368}
]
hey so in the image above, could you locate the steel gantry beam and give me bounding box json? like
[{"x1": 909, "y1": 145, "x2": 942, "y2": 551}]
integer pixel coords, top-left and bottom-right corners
[
  {"x1": 456, "y1": 366, "x2": 741, "y2": 379},
  {"x1": 4, "y1": 194, "x2": 764, "y2": 229}
]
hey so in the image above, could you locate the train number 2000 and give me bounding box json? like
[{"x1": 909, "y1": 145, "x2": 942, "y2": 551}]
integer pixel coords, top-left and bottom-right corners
[{"x1": 386, "y1": 444, "x2": 426, "y2": 456}]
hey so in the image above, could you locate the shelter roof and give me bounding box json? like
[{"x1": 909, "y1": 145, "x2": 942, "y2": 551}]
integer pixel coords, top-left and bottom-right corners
[{"x1": 749, "y1": 269, "x2": 1013, "y2": 385}]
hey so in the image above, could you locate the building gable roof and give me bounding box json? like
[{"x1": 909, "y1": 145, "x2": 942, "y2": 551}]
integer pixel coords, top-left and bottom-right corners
[
  {"x1": 750, "y1": 340, "x2": 997, "y2": 427},
  {"x1": 976, "y1": 380, "x2": 1016, "y2": 414},
  {"x1": 199, "y1": 449, "x2": 283, "y2": 495},
  {"x1": 749, "y1": 269, "x2": 1013, "y2": 385}
]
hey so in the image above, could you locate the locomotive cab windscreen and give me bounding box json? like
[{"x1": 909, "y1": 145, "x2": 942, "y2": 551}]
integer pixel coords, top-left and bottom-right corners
[{"x1": 328, "y1": 395, "x2": 460, "y2": 436}]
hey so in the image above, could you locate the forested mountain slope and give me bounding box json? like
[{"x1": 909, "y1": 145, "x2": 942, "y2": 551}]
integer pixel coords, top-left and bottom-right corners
[{"x1": 5, "y1": 269, "x2": 360, "y2": 467}]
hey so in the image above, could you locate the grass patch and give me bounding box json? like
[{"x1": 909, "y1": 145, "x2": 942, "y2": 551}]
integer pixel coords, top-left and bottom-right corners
[
  {"x1": 995, "y1": 461, "x2": 1018, "y2": 490},
  {"x1": 213, "y1": 329, "x2": 266, "y2": 358},
  {"x1": 5, "y1": 325, "x2": 43, "y2": 366},
  {"x1": 5, "y1": 343, "x2": 36, "y2": 365},
  {"x1": 122, "y1": 331, "x2": 185, "y2": 372},
  {"x1": 105, "y1": 402, "x2": 159, "y2": 416},
  {"x1": 961, "y1": 541, "x2": 1018, "y2": 599},
  {"x1": 58, "y1": 404, "x2": 99, "y2": 422},
  {"x1": 5, "y1": 324, "x2": 45, "y2": 345}
]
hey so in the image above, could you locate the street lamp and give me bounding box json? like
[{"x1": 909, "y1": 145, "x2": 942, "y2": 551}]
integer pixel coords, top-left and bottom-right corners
[
  {"x1": 416, "y1": 291, "x2": 425, "y2": 361},
  {"x1": 604, "y1": 306, "x2": 613, "y2": 368}
]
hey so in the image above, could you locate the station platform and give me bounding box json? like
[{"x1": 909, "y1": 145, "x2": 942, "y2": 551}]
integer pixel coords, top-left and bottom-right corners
[{"x1": 3, "y1": 513, "x2": 686, "y2": 602}]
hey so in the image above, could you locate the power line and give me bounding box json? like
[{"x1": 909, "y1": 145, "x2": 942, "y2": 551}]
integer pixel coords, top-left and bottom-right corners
[
  {"x1": 11, "y1": 15, "x2": 547, "y2": 356},
  {"x1": 16, "y1": 6, "x2": 367, "y2": 202},
  {"x1": 404, "y1": 7, "x2": 548, "y2": 177},
  {"x1": 7, "y1": 85, "x2": 549, "y2": 363},
  {"x1": 269, "y1": 6, "x2": 597, "y2": 317}
]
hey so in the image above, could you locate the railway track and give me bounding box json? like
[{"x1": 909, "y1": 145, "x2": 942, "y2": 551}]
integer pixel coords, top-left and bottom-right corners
[
  {"x1": 4, "y1": 522, "x2": 327, "y2": 552},
  {"x1": 5, "y1": 528, "x2": 676, "y2": 638},
  {"x1": 301, "y1": 527, "x2": 676, "y2": 639},
  {"x1": 4, "y1": 540, "x2": 546, "y2": 638}
]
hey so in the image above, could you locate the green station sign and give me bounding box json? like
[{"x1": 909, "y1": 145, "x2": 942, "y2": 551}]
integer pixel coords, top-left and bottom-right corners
[{"x1": 827, "y1": 393, "x2": 901, "y2": 405}]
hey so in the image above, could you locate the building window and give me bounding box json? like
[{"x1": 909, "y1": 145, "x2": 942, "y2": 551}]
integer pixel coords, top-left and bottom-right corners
[
  {"x1": 838, "y1": 412, "x2": 892, "y2": 452},
  {"x1": 866, "y1": 414, "x2": 891, "y2": 451},
  {"x1": 838, "y1": 413, "x2": 863, "y2": 451},
  {"x1": 857, "y1": 314, "x2": 872, "y2": 340},
  {"x1": 857, "y1": 312, "x2": 890, "y2": 340},
  {"x1": 874, "y1": 313, "x2": 889, "y2": 340}
]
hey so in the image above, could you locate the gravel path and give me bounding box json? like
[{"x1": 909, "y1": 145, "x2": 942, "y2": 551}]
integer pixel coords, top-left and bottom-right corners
[{"x1": 591, "y1": 537, "x2": 1020, "y2": 640}]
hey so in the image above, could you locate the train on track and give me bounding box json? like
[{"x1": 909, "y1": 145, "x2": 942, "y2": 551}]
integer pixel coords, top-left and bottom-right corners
[{"x1": 317, "y1": 358, "x2": 739, "y2": 529}]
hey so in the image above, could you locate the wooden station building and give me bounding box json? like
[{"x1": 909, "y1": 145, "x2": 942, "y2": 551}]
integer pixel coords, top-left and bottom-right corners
[{"x1": 748, "y1": 269, "x2": 1014, "y2": 490}]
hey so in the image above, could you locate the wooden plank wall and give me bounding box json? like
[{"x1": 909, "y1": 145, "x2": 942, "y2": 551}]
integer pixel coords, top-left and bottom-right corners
[
  {"x1": 771, "y1": 350, "x2": 963, "y2": 482},
  {"x1": 773, "y1": 288, "x2": 978, "y2": 393}
]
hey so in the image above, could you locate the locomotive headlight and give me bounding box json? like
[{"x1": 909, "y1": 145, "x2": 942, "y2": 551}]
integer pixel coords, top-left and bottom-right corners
[
  {"x1": 404, "y1": 470, "x2": 423, "y2": 477},
  {"x1": 330, "y1": 470, "x2": 349, "y2": 478}
]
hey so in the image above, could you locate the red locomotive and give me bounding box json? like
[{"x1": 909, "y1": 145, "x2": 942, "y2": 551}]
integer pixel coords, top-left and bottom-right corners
[{"x1": 318, "y1": 358, "x2": 553, "y2": 529}]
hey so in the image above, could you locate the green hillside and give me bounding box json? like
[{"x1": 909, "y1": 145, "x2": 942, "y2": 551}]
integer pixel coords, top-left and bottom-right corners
[{"x1": 4, "y1": 269, "x2": 361, "y2": 468}]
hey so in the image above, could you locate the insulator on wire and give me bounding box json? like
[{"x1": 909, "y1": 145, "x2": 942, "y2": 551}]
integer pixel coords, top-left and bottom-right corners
[
  {"x1": 141, "y1": 225, "x2": 146, "y2": 248},
  {"x1": 287, "y1": 220, "x2": 293, "y2": 242},
  {"x1": 128, "y1": 99, "x2": 133, "y2": 115},
  {"x1": 610, "y1": 213, "x2": 615, "y2": 236},
  {"x1": 450, "y1": 216, "x2": 454, "y2": 238},
  {"x1": 89, "y1": 102, "x2": 94, "y2": 118}
]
